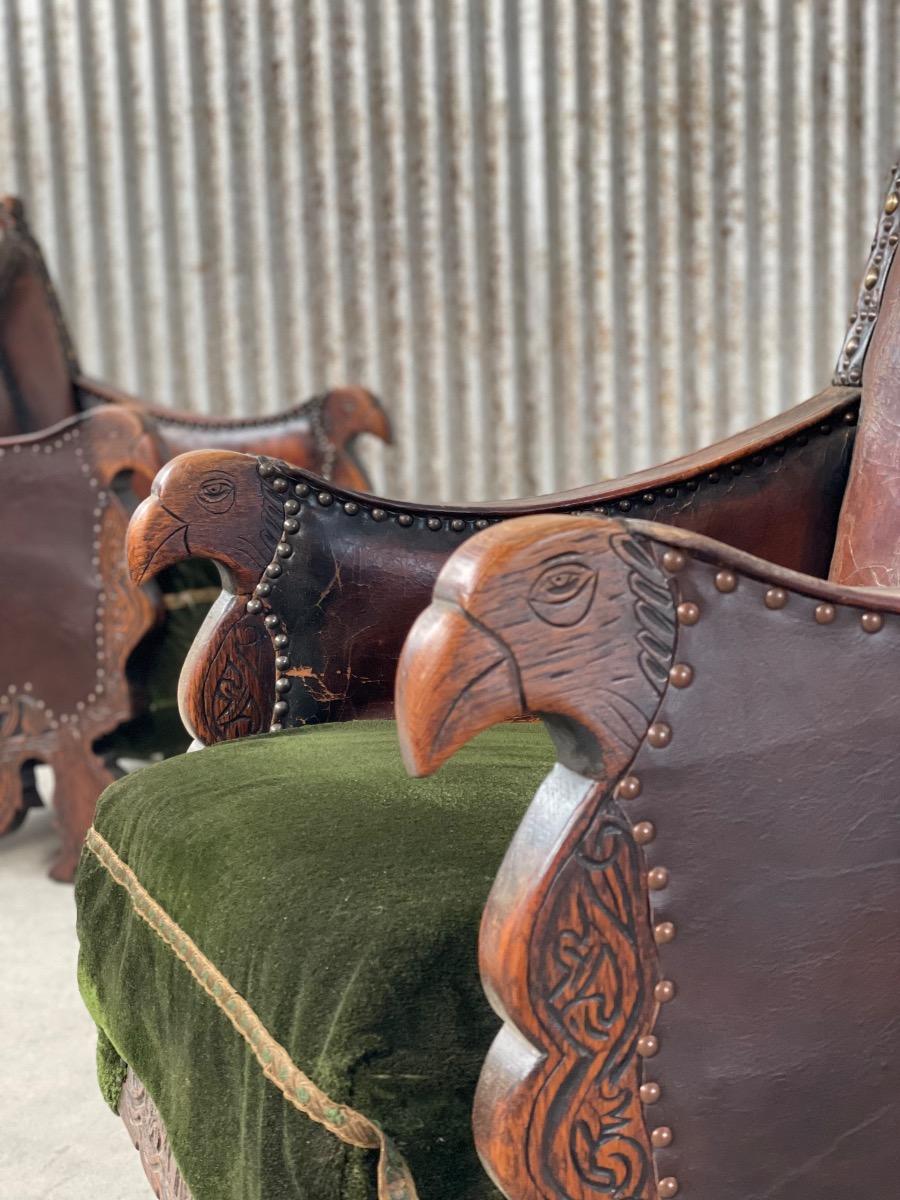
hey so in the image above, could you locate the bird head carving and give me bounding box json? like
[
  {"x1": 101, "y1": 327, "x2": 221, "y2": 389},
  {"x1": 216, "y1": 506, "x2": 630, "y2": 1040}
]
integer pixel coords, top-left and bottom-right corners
[
  {"x1": 396, "y1": 514, "x2": 677, "y2": 782},
  {"x1": 127, "y1": 449, "x2": 284, "y2": 594}
]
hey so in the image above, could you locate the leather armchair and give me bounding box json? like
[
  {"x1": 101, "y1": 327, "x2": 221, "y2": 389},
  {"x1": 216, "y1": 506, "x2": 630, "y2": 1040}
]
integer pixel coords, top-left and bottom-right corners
[
  {"x1": 74, "y1": 161, "x2": 900, "y2": 1197},
  {"x1": 0, "y1": 196, "x2": 390, "y2": 878}
]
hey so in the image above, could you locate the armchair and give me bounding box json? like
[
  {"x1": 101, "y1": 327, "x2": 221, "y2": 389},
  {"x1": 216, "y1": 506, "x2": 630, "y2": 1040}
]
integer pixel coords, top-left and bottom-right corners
[
  {"x1": 126, "y1": 153, "x2": 900, "y2": 739},
  {"x1": 75, "y1": 162, "x2": 900, "y2": 1198},
  {"x1": 0, "y1": 196, "x2": 390, "y2": 878},
  {"x1": 395, "y1": 506, "x2": 899, "y2": 1199}
]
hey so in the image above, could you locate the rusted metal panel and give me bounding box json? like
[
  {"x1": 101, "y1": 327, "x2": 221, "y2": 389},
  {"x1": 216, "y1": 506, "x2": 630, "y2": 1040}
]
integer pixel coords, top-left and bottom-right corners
[{"x1": 1, "y1": 0, "x2": 897, "y2": 500}]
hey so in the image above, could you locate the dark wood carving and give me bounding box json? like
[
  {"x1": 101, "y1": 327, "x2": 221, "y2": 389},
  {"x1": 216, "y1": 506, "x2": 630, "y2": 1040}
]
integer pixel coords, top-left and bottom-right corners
[
  {"x1": 396, "y1": 513, "x2": 900, "y2": 1200},
  {"x1": 119, "y1": 1068, "x2": 193, "y2": 1200},
  {"x1": 0, "y1": 406, "x2": 159, "y2": 879},
  {"x1": 127, "y1": 389, "x2": 858, "y2": 745},
  {"x1": 395, "y1": 515, "x2": 674, "y2": 1199},
  {"x1": 127, "y1": 451, "x2": 283, "y2": 743}
]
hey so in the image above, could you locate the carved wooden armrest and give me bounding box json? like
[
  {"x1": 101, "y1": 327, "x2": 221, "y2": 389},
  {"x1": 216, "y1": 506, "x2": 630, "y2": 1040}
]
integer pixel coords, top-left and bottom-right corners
[
  {"x1": 125, "y1": 386, "x2": 858, "y2": 746},
  {"x1": 395, "y1": 513, "x2": 900, "y2": 1200}
]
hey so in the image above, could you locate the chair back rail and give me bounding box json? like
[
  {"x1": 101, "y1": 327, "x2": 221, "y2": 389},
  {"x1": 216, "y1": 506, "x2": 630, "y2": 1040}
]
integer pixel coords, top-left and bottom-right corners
[{"x1": 79, "y1": 378, "x2": 391, "y2": 493}]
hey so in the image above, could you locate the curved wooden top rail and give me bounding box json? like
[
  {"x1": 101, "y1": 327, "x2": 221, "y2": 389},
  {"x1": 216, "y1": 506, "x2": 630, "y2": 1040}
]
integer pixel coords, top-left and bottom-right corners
[
  {"x1": 272, "y1": 384, "x2": 858, "y2": 516},
  {"x1": 126, "y1": 386, "x2": 858, "y2": 744},
  {"x1": 79, "y1": 379, "x2": 392, "y2": 491}
]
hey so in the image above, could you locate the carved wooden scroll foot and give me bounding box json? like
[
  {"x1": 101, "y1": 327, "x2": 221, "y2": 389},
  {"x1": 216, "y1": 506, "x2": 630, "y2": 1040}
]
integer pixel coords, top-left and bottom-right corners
[{"x1": 119, "y1": 1068, "x2": 193, "y2": 1200}]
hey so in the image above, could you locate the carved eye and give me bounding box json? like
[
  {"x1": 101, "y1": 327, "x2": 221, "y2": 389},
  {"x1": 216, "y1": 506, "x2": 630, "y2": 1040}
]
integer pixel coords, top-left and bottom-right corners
[
  {"x1": 528, "y1": 560, "x2": 597, "y2": 626},
  {"x1": 197, "y1": 473, "x2": 236, "y2": 514}
]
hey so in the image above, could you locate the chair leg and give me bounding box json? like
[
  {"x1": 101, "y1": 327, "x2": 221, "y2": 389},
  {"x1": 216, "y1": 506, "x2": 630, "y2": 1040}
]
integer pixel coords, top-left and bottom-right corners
[
  {"x1": 0, "y1": 760, "x2": 26, "y2": 835},
  {"x1": 47, "y1": 743, "x2": 115, "y2": 882}
]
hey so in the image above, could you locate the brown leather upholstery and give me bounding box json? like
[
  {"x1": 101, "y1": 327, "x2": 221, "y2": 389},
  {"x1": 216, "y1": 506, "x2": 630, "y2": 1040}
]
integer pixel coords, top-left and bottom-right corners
[
  {"x1": 396, "y1": 513, "x2": 900, "y2": 1200},
  {"x1": 0, "y1": 196, "x2": 78, "y2": 435},
  {"x1": 0, "y1": 197, "x2": 391, "y2": 878}
]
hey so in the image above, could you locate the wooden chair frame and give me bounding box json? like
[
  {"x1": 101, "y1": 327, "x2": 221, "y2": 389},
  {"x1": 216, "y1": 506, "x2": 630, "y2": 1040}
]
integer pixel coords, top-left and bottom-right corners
[{"x1": 0, "y1": 196, "x2": 391, "y2": 877}]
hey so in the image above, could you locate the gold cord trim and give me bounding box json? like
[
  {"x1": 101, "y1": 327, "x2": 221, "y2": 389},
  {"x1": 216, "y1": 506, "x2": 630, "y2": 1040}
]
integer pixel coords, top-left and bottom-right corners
[{"x1": 85, "y1": 827, "x2": 418, "y2": 1200}]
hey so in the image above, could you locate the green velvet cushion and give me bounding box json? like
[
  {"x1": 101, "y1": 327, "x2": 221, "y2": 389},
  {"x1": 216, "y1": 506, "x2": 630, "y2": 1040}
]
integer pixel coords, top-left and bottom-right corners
[{"x1": 76, "y1": 720, "x2": 553, "y2": 1200}]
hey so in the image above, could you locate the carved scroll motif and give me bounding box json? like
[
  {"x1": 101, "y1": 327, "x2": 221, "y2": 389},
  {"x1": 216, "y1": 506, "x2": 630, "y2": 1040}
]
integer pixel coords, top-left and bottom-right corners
[
  {"x1": 528, "y1": 797, "x2": 657, "y2": 1200},
  {"x1": 197, "y1": 609, "x2": 275, "y2": 742}
]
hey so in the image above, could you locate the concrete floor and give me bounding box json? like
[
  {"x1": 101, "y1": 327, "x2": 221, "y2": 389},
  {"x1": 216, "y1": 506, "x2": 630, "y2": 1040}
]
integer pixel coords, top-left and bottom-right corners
[{"x1": 0, "y1": 801, "x2": 149, "y2": 1199}]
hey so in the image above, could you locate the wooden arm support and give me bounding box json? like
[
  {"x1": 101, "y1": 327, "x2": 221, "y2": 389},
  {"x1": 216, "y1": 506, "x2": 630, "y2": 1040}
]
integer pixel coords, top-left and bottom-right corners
[
  {"x1": 126, "y1": 388, "x2": 858, "y2": 744},
  {"x1": 396, "y1": 514, "x2": 900, "y2": 1200}
]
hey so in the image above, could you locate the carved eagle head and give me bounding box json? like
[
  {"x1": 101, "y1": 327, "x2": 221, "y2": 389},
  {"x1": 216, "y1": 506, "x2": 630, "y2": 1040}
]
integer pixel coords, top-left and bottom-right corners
[
  {"x1": 396, "y1": 514, "x2": 677, "y2": 782},
  {"x1": 127, "y1": 449, "x2": 284, "y2": 594}
]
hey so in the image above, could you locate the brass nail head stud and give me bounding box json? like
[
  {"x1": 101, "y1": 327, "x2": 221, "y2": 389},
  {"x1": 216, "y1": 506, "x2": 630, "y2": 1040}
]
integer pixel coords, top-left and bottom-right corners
[
  {"x1": 648, "y1": 867, "x2": 670, "y2": 891},
  {"x1": 618, "y1": 774, "x2": 642, "y2": 800},
  {"x1": 715, "y1": 569, "x2": 737, "y2": 593},
  {"x1": 815, "y1": 603, "x2": 836, "y2": 625},
  {"x1": 659, "y1": 1177, "x2": 680, "y2": 1198},
  {"x1": 651, "y1": 1127, "x2": 673, "y2": 1149},
  {"x1": 640, "y1": 1082, "x2": 661, "y2": 1104},
  {"x1": 861, "y1": 611, "x2": 884, "y2": 633},
  {"x1": 676, "y1": 602, "x2": 699, "y2": 625},
  {"x1": 764, "y1": 588, "x2": 787, "y2": 610},
  {"x1": 633, "y1": 821, "x2": 656, "y2": 845},
  {"x1": 662, "y1": 549, "x2": 686, "y2": 573},
  {"x1": 637, "y1": 1034, "x2": 659, "y2": 1058},
  {"x1": 648, "y1": 723, "x2": 672, "y2": 748},
  {"x1": 654, "y1": 979, "x2": 676, "y2": 1003},
  {"x1": 654, "y1": 921, "x2": 676, "y2": 945},
  {"x1": 886, "y1": 192, "x2": 899, "y2": 214},
  {"x1": 668, "y1": 663, "x2": 693, "y2": 688}
]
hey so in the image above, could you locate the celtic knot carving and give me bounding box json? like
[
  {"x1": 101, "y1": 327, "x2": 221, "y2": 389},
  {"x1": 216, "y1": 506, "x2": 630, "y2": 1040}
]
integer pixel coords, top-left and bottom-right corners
[{"x1": 528, "y1": 799, "x2": 657, "y2": 1199}]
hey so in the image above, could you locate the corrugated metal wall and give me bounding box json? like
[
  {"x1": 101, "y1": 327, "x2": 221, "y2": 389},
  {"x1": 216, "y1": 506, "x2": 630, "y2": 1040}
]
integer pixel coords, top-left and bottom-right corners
[{"x1": 1, "y1": 1, "x2": 898, "y2": 501}]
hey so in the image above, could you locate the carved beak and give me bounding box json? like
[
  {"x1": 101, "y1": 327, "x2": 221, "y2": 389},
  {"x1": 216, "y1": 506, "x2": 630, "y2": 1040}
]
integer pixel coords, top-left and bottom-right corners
[
  {"x1": 344, "y1": 386, "x2": 393, "y2": 445},
  {"x1": 127, "y1": 494, "x2": 189, "y2": 584},
  {"x1": 396, "y1": 601, "x2": 523, "y2": 776}
]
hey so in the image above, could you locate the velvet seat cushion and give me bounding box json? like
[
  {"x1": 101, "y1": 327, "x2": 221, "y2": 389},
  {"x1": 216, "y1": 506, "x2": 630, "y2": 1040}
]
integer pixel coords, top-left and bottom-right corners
[{"x1": 76, "y1": 720, "x2": 554, "y2": 1200}]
